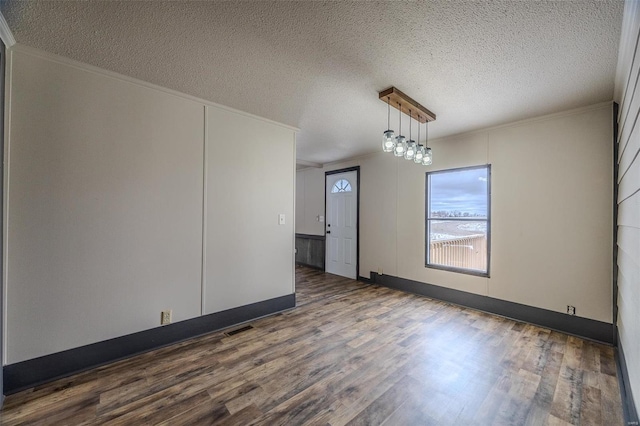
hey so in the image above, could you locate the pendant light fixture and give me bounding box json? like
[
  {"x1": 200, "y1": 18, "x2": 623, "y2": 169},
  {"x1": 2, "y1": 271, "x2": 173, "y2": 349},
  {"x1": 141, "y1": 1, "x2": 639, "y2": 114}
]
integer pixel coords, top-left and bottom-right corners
[
  {"x1": 423, "y1": 147, "x2": 433, "y2": 165},
  {"x1": 393, "y1": 102, "x2": 407, "y2": 157},
  {"x1": 378, "y1": 87, "x2": 436, "y2": 166},
  {"x1": 414, "y1": 116, "x2": 425, "y2": 163},
  {"x1": 404, "y1": 110, "x2": 417, "y2": 160},
  {"x1": 382, "y1": 96, "x2": 396, "y2": 152},
  {"x1": 422, "y1": 119, "x2": 433, "y2": 165}
]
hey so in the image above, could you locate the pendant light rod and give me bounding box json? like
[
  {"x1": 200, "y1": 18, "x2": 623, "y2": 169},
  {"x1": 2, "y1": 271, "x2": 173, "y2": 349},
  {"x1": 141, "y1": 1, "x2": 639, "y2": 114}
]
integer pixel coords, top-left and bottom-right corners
[
  {"x1": 378, "y1": 87, "x2": 436, "y2": 123},
  {"x1": 425, "y1": 119, "x2": 429, "y2": 144}
]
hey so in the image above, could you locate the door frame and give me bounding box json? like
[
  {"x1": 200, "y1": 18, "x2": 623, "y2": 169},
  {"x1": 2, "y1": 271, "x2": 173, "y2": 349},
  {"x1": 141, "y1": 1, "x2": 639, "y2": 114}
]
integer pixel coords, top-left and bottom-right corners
[{"x1": 324, "y1": 166, "x2": 360, "y2": 280}]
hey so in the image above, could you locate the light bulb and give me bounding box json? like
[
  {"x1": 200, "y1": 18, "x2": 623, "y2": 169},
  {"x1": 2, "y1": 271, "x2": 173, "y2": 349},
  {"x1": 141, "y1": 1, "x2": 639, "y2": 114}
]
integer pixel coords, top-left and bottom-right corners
[
  {"x1": 382, "y1": 130, "x2": 396, "y2": 152},
  {"x1": 394, "y1": 135, "x2": 407, "y2": 157},
  {"x1": 414, "y1": 145, "x2": 425, "y2": 163},
  {"x1": 422, "y1": 148, "x2": 433, "y2": 165},
  {"x1": 404, "y1": 140, "x2": 416, "y2": 160}
]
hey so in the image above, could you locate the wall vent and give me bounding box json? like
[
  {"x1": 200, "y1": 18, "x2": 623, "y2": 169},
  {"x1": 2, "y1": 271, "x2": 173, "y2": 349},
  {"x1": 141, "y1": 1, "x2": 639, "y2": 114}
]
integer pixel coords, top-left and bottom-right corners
[{"x1": 224, "y1": 325, "x2": 254, "y2": 337}]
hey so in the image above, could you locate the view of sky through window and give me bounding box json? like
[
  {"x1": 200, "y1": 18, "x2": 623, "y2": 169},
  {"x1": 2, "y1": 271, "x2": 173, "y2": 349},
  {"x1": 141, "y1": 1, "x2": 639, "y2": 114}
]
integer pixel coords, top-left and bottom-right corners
[{"x1": 429, "y1": 168, "x2": 488, "y2": 218}]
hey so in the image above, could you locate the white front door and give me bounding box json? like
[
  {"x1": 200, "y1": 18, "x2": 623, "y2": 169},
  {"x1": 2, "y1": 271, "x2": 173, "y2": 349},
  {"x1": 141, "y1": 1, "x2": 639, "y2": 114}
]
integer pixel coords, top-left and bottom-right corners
[{"x1": 325, "y1": 170, "x2": 358, "y2": 279}]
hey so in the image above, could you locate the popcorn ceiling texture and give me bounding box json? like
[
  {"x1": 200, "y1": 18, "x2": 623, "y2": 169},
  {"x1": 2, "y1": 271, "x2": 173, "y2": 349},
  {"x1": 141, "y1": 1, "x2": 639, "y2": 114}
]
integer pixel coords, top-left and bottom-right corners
[{"x1": 0, "y1": 1, "x2": 623, "y2": 164}]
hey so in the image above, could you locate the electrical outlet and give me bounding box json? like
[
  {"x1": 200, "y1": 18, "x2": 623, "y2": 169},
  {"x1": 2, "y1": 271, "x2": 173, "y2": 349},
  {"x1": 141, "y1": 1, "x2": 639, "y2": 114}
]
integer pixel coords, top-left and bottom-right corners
[
  {"x1": 378, "y1": 267, "x2": 383, "y2": 275},
  {"x1": 567, "y1": 305, "x2": 576, "y2": 316},
  {"x1": 161, "y1": 310, "x2": 172, "y2": 325}
]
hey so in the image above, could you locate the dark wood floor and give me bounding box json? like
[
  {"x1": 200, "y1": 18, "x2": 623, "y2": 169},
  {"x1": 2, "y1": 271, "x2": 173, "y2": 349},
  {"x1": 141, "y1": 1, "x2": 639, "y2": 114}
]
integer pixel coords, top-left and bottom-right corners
[{"x1": 0, "y1": 266, "x2": 625, "y2": 425}]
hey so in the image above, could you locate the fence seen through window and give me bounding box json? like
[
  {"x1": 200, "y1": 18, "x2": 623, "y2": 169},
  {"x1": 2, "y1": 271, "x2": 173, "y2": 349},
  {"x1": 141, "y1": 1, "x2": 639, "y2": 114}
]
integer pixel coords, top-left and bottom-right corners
[{"x1": 425, "y1": 165, "x2": 490, "y2": 276}]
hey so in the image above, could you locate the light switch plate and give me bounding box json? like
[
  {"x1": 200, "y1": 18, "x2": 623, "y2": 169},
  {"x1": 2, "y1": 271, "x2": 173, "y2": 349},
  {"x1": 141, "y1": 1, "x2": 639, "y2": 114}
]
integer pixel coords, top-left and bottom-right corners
[
  {"x1": 318, "y1": 215, "x2": 324, "y2": 222},
  {"x1": 278, "y1": 214, "x2": 285, "y2": 225}
]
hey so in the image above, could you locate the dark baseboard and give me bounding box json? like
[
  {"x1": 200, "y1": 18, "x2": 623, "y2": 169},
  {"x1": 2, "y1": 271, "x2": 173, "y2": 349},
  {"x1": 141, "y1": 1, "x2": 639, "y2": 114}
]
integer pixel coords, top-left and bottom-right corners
[
  {"x1": 3, "y1": 293, "x2": 295, "y2": 395},
  {"x1": 357, "y1": 275, "x2": 374, "y2": 284},
  {"x1": 371, "y1": 272, "x2": 614, "y2": 345},
  {"x1": 616, "y1": 331, "x2": 639, "y2": 425}
]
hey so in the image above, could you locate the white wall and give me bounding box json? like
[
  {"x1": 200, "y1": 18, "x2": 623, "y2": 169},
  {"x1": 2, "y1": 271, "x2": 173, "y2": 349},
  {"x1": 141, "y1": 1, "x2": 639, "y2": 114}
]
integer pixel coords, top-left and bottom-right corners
[
  {"x1": 3, "y1": 45, "x2": 296, "y2": 364},
  {"x1": 205, "y1": 106, "x2": 295, "y2": 313},
  {"x1": 297, "y1": 103, "x2": 613, "y2": 323},
  {"x1": 614, "y1": 0, "x2": 640, "y2": 413}
]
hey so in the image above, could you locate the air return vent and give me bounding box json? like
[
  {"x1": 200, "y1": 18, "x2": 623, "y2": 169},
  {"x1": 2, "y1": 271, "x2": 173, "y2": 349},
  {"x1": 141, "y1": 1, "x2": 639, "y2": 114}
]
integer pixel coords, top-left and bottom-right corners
[{"x1": 224, "y1": 325, "x2": 254, "y2": 337}]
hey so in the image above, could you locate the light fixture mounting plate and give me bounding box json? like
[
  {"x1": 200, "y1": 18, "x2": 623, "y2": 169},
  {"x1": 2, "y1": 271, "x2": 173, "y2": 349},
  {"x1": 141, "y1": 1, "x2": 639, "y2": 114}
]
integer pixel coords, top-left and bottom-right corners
[{"x1": 378, "y1": 87, "x2": 436, "y2": 123}]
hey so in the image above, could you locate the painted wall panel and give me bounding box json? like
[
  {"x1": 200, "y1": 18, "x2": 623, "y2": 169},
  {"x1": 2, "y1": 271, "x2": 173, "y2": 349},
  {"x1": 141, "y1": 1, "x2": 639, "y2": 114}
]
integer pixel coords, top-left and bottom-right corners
[
  {"x1": 618, "y1": 115, "x2": 639, "y2": 179},
  {"x1": 618, "y1": 226, "x2": 640, "y2": 265},
  {"x1": 619, "y1": 154, "x2": 640, "y2": 202},
  {"x1": 618, "y1": 78, "x2": 640, "y2": 161},
  {"x1": 615, "y1": 2, "x2": 640, "y2": 105},
  {"x1": 617, "y1": 244, "x2": 639, "y2": 290},
  {"x1": 205, "y1": 106, "x2": 295, "y2": 313},
  {"x1": 6, "y1": 50, "x2": 205, "y2": 363},
  {"x1": 613, "y1": 0, "x2": 640, "y2": 412},
  {"x1": 488, "y1": 108, "x2": 613, "y2": 322},
  {"x1": 617, "y1": 265, "x2": 640, "y2": 413},
  {"x1": 618, "y1": 191, "x2": 640, "y2": 227}
]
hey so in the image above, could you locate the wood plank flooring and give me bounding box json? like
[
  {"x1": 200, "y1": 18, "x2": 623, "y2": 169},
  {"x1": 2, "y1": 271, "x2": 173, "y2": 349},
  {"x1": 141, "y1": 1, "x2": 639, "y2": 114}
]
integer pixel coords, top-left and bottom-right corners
[{"x1": 0, "y1": 266, "x2": 625, "y2": 425}]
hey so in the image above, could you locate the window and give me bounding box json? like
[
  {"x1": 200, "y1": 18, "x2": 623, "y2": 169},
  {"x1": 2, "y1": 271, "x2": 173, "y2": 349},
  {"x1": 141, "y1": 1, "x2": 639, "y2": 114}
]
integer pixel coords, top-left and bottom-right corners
[
  {"x1": 331, "y1": 179, "x2": 352, "y2": 193},
  {"x1": 425, "y1": 165, "x2": 490, "y2": 276}
]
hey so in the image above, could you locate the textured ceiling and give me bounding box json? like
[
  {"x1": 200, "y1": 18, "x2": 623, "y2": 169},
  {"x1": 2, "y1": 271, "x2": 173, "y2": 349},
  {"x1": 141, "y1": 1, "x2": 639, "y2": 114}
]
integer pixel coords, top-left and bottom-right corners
[{"x1": 1, "y1": 1, "x2": 624, "y2": 165}]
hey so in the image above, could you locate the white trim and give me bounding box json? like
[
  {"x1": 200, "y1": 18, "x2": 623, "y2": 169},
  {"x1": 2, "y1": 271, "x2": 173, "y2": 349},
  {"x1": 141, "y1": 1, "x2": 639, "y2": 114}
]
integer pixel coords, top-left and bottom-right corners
[
  {"x1": 0, "y1": 11, "x2": 15, "y2": 47},
  {"x1": 9, "y1": 44, "x2": 299, "y2": 133}
]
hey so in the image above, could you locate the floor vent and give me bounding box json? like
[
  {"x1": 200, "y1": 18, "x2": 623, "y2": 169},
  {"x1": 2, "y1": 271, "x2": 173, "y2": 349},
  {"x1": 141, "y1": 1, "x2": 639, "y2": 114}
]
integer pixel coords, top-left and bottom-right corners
[{"x1": 224, "y1": 325, "x2": 254, "y2": 337}]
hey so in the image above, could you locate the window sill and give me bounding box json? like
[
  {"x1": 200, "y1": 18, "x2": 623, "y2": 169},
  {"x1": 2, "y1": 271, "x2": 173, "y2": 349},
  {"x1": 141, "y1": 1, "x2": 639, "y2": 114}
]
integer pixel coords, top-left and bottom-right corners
[{"x1": 425, "y1": 263, "x2": 490, "y2": 278}]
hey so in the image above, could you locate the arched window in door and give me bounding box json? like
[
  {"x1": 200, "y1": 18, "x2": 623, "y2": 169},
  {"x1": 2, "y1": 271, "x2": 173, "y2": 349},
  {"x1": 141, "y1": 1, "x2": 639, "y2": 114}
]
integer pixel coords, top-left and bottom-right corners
[{"x1": 331, "y1": 179, "x2": 352, "y2": 193}]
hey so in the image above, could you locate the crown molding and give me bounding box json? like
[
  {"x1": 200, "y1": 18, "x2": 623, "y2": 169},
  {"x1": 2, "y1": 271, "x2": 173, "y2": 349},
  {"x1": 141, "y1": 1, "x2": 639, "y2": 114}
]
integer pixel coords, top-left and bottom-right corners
[{"x1": 0, "y1": 11, "x2": 16, "y2": 47}]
